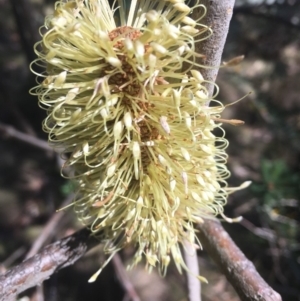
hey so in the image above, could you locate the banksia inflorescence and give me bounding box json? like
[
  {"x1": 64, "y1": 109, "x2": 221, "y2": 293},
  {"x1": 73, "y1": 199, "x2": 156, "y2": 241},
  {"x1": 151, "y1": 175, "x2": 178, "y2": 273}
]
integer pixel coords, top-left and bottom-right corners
[{"x1": 31, "y1": 0, "x2": 243, "y2": 277}]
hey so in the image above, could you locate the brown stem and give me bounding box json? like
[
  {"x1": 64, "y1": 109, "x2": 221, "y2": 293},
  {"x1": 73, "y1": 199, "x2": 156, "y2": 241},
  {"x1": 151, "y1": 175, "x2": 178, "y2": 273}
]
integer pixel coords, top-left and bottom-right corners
[{"x1": 197, "y1": 220, "x2": 282, "y2": 301}]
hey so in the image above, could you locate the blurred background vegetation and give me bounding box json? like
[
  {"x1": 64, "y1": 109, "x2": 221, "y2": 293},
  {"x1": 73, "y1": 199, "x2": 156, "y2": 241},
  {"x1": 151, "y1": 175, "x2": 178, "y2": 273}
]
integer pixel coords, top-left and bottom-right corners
[{"x1": 0, "y1": 0, "x2": 299, "y2": 300}]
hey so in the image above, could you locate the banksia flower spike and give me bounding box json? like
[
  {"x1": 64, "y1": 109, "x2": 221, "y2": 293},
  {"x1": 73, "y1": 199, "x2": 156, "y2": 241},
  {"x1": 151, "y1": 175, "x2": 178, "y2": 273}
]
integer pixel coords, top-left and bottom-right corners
[{"x1": 31, "y1": 0, "x2": 244, "y2": 277}]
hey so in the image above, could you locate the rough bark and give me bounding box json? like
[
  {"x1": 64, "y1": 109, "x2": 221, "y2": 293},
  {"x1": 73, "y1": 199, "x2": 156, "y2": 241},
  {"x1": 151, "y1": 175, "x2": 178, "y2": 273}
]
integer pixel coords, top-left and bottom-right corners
[
  {"x1": 0, "y1": 229, "x2": 98, "y2": 301},
  {"x1": 193, "y1": 0, "x2": 235, "y2": 97},
  {"x1": 197, "y1": 220, "x2": 282, "y2": 301}
]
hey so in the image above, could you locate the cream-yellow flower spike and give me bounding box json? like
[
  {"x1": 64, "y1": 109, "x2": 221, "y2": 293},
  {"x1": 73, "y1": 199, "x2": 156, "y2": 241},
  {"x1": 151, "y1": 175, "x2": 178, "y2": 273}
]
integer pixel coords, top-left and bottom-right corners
[{"x1": 30, "y1": 0, "x2": 242, "y2": 277}]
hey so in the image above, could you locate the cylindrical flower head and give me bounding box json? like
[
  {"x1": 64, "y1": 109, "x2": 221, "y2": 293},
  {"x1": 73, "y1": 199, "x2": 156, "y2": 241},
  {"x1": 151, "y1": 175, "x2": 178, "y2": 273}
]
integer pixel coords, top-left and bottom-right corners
[{"x1": 31, "y1": 0, "x2": 232, "y2": 274}]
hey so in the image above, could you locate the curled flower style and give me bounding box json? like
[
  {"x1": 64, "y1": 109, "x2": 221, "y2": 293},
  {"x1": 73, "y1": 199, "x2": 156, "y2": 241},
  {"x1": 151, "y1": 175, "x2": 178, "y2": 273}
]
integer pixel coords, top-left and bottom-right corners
[{"x1": 31, "y1": 0, "x2": 238, "y2": 276}]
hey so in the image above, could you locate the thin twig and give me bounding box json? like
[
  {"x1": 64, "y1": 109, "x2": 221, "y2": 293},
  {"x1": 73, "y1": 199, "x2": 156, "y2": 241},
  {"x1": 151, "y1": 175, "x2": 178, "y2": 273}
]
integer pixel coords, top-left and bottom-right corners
[
  {"x1": 197, "y1": 220, "x2": 282, "y2": 301},
  {"x1": 239, "y1": 218, "x2": 276, "y2": 242},
  {"x1": 112, "y1": 254, "x2": 141, "y2": 301},
  {"x1": 1, "y1": 248, "x2": 26, "y2": 271},
  {"x1": 183, "y1": 241, "x2": 201, "y2": 301},
  {"x1": 25, "y1": 194, "x2": 74, "y2": 260},
  {"x1": 0, "y1": 122, "x2": 51, "y2": 152}
]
